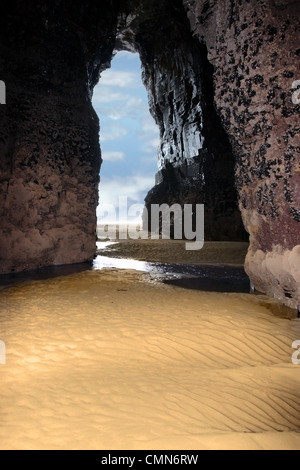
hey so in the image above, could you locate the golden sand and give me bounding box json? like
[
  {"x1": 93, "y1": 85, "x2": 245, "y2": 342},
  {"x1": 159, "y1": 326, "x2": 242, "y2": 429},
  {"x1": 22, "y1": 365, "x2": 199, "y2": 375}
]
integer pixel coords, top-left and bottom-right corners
[{"x1": 0, "y1": 259, "x2": 300, "y2": 449}]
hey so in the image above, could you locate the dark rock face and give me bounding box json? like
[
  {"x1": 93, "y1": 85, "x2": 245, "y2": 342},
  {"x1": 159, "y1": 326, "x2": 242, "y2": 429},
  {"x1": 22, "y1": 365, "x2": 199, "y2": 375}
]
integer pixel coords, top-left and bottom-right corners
[
  {"x1": 0, "y1": 1, "x2": 119, "y2": 272},
  {"x1": 0, "y1": 0, "x2": 299, "y2": 308},
  {"x1": 184, "y1": 0, "x2": 300, "y2": 308},
  {"x1": 142, "y1": 39, "x2": 247, "y2": 241},
  {"x1": 128, "y1": 0, "x2": 247, "y2": 241}
]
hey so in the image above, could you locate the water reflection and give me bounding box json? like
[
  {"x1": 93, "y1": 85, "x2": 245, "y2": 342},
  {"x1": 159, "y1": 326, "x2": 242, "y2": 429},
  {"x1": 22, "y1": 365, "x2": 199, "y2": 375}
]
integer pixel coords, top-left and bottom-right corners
[
  {"x1": 93, "y1": 255, "x2": 151, "y2": 272},
  {"x1": 93, "y1": 255, "x2": 251, "y2": 293},
  {"x1": 0, "y1": 245, "x2": 251, "y2": 294},
  {"x1": 95, "y1": 241, "x2": 151, "y2": 271}
]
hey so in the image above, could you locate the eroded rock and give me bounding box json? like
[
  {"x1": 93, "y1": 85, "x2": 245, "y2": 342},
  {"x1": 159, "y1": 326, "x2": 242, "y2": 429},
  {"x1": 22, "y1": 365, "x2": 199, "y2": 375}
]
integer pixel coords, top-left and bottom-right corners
[
  {"x1": 0, "y1": 0, "x2": 119, "y2": 273},
  {"x1": 131, "y1": 0, "x2": 247, "y2": 241},
  {"x1": 184, "y1": 0, "x2": 300, "y2": 308},
  {"x1": 0, "y1": 0, "x2": 299, "y2": 310}
]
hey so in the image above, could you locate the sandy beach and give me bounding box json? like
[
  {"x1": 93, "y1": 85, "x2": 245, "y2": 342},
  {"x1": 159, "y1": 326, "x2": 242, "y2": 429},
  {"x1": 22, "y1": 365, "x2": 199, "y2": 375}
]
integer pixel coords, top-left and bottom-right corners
[
  {"x1": 96, "y1": 225, "x2": 250, "y2": 266},
  {"x1": 1, "y1": 0, "x2": 299, "y2": 453},
  {"x1": 0, "y1": 238, "x2": 300, "y2": 450}
]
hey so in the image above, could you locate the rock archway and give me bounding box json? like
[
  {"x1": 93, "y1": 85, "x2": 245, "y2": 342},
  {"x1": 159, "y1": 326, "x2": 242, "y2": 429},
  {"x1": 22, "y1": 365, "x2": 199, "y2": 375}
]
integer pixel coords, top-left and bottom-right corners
[{"x1": 0, "y1": 0, "x2": 299, "y2": 309}]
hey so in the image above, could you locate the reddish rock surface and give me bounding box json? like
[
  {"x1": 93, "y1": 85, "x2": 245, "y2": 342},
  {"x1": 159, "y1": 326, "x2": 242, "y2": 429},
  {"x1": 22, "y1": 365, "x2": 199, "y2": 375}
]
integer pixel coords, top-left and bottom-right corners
[
  {"x1": 0, "y1": 0, "x2": 299, "y2": 309},
  {"x1": 184, "y1": 0, "x2": 300, "y2": 308},
  {"x1": 0, "y1": 1, "x2": 119, "y2": 273}
]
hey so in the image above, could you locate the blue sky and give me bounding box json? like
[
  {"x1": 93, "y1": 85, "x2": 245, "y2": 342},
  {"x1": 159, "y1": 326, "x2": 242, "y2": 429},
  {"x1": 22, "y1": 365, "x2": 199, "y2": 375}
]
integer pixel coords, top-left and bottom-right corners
[{"x1": 92, "y1": 51, "x2": 160, "y2": 222}]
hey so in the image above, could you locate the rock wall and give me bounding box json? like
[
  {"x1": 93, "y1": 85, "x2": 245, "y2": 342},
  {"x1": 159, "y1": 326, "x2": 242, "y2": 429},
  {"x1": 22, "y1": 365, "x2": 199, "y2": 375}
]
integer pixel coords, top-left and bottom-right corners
[
  {"x1": 0, "y1": 0, "x2": 299, "y2": 310},
  {"x1": 131, "y1": 0, "x2": 247, "y2": 240},
  {"x1": 184, "y1": 0, "x2": 300, "y2": 308},
  {"x1": 0, "y1": 1, "x2": 119, "y2": 273}
]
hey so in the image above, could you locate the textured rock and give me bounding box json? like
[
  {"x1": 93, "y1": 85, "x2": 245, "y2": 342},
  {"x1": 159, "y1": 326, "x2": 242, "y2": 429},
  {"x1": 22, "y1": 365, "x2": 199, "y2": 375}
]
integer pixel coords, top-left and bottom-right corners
[
  {"x1": 0, "y1": 0, "x2": 299, "y2": 310},
  {"x1": 183, "y1": 0, "x2": 300, "y2": 308},
  {"x1": 131, "y1": 0, "x2": 247, "y2": 240},
  {"x1": 0, "y1": 1, "x2": 119, "y2": 273}
]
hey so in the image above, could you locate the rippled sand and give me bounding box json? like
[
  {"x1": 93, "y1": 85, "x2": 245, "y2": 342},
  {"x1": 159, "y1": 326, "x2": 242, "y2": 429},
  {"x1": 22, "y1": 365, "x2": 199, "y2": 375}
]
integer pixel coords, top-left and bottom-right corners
[{"x1": 0, "y1": 268, "x2": 300, "y2": 450}]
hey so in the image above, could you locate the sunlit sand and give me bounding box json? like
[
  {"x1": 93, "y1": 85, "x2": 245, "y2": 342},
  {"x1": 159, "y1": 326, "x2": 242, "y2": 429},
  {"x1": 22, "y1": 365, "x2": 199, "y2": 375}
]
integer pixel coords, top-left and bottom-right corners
[{"x1": 0, "y1": 239, "x2": 300, "y2": 450}]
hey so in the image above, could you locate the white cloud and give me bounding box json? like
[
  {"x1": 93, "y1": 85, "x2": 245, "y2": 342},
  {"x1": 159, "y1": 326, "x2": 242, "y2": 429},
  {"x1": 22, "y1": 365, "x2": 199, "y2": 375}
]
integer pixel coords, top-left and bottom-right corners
[
  {"x1": 143, "y1": 137, "x2": 160, "y2": 154},
  {"x1": 99, "y1": 70, "x2": 141, "y2": 88},
  {"x1": 102, "y1": 151, "x2": 125, "y2": 162},
  {"x1": 93, "y1": 89, "x2": 146, "y2": 122},
  {"x1": 100, "y1": 125, "x2": 128, "y2": 142},
  {"x1": 115, "y1": 51, "x2": 140, "y2": 60},
  {"x1": 97, "y1": 175, "x2": 155, "y2": 212},
  {"x1": 138, "y1": 114, "x2": 160, "y2": 154},
  {"x1": 95, "y1": 93, "x2": 153, "y2": 124},
  {"x1": 97, "y1": 106, "x2": 127, "y2": 120},
  {"x1": 126, "y1": 97, "x2": 144, "y2": 108},
  {"x1": 93, "y1": 89, "x2": 130, "y2": 104},
  {"x1": 107, "y1": 112, "x2": 124, "y2": 121},
  {"x1": 141, "y1": 115, "x2": 158, "y2": 133}
]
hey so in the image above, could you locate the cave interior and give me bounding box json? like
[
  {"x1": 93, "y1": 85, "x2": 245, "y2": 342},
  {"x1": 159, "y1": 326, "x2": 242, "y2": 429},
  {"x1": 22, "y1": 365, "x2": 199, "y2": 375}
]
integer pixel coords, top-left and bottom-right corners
[{"x1": 0, "y1": 0, "x2": 299, "y2": 309}]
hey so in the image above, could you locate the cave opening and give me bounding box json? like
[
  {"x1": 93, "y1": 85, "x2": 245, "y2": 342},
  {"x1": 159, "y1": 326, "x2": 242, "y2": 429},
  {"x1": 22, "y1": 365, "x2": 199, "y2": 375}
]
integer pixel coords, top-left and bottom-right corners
[
  {"x1": 0, "y1": 0, "x2": 250, "y2": 277},
  {"x1": 90, "y1": 1, "x2": 249, "y2": 277},
  {"x1": 92, "y1": 50, "x2": 159, "y2": 233},
  {"x1": 92, "y1": 4, "x2": 249, "y2": 246},
  {"x1": 112, "y1": 0, "x2": 249, "y2": 244}
]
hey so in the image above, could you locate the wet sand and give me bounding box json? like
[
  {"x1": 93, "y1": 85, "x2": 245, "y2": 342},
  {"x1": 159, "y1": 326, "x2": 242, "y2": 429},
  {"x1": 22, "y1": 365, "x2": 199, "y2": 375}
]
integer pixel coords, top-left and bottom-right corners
[
  {"x1": 0, "y1": 238, "x2": 300, "y2": 450},
  {"x1": 96, "y1": 226, "x2": 250, "y2": 266},
  {"x1": 94, "y1": 240, "x2": 251, "y2": 294},
  {"x1": 95, "y1": 230, "x2": 252, "y2": 294}
]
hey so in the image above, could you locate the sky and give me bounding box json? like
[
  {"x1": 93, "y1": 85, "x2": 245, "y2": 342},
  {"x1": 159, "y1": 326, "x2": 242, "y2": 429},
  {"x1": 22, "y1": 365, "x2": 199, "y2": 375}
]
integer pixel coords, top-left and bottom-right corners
[{"x1": 92, "y1": 51, "x2": 160, "y2": 223}]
